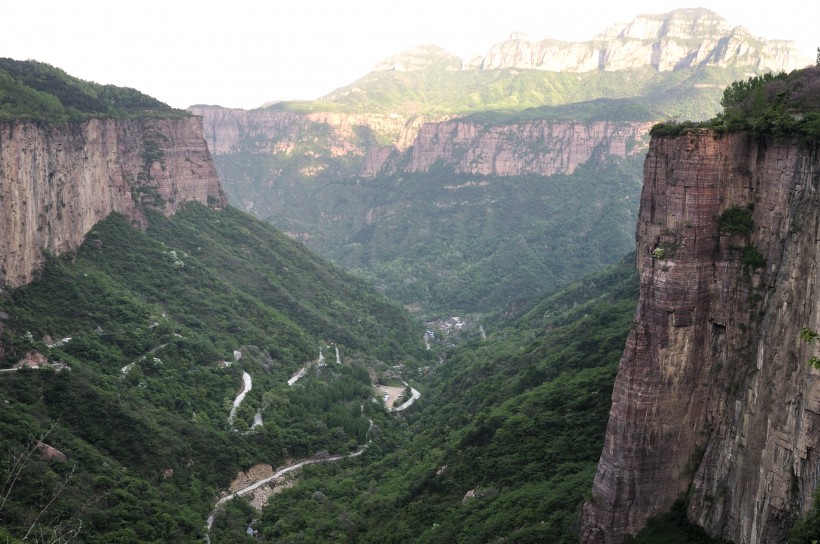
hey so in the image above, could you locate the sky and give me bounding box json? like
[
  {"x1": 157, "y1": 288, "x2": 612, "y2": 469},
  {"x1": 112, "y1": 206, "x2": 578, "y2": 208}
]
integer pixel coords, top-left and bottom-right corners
[{"x1": 0, "y1": 0, "x2": 816, "y2": 109}]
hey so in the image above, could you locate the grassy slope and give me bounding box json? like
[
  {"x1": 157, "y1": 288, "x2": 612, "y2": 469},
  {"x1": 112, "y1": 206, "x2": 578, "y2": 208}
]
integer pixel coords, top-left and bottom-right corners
[{"x1": 299, "y1": 65, "x2": 742, "y2": 120}]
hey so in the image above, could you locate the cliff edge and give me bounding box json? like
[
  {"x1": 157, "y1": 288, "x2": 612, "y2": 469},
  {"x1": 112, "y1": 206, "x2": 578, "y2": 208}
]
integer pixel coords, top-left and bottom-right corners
[
  {"x1": 0, "y1": 116, "x2": 227, "y2": 288},
  {"x1": 580, "y1": 130, "x2": 820, "y2": 543}
]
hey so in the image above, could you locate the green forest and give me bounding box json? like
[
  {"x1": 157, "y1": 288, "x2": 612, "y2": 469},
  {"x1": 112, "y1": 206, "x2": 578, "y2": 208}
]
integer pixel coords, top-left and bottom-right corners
[
  {"x1": 0, "y1": 204, "x2": 423, "y2": 543},
  {"x1": 231, "y1": 256, "x2": 640, "y2": 543},
  {"x1": 216, "y1": 151, "x2": 646, "y2": 317},
  {"x1": 650, "y1": 66, "x2": 820, "y2": 140},
  {"x1": 0, "y1": 205, "x2": 732, "y2": 543}
]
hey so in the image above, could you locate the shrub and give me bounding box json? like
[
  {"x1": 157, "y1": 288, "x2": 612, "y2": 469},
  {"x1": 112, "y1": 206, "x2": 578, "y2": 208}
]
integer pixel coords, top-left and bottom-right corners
[
  {"x1": 719, "y1": 206, "x2": 754, "y2": 235},
  {"x1": 741, "y1": 246, "x2": 765, "y2": 269}
]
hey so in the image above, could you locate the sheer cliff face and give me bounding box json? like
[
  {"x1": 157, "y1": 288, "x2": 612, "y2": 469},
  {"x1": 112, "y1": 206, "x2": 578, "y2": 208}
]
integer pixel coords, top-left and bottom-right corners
[
  {"x1": 189, "y1": 106, "x2": 432, "y2": 157},
  {"x1": 581, "y1": 132, "x2": 820, "y2": 544},
  {"x1": 191, "y1": 106, "x2": 652, "y2": 180},
  {"x1": 0, "y1": 117, "x2": 227, "y2": 288},
  {"x1": 391, "y1": 119, "x2": 654, "y2": 177}
]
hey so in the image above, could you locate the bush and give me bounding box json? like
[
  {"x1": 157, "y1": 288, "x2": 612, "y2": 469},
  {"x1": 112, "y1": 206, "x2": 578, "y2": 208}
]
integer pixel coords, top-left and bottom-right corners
[
  {"x1": 719, "y1": 206, "x2": 754, "y2": 235},
  {"x1": 741, "y1": 246, "x2": 766, "y2": 269}
]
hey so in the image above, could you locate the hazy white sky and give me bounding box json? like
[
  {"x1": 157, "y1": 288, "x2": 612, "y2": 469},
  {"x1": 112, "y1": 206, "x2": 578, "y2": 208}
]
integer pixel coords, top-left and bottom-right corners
[{"x1": 1, "y1": 0, "x2": 816, "y2": 109}]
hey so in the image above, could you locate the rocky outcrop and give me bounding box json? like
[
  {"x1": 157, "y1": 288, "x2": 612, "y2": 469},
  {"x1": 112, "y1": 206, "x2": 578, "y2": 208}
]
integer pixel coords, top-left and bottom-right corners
[
  {"x1": 0, "y1": 116, "x2": 226, "y2": 288},
  {"x1": 479, "y1": 10, "x2": 810, "y2": 74},
  {"x1": 367, "y1": 10, "x2": 810, "y2": 76},
  {"x1": 581, "y1": 131, "x2": 820, "y2": 543},
  {"x1": 371, "y1": 10, "x2": 811, "y2": 76},
  {"x1": 35, "y1": 441, "x2": 67, "y2": 463}
]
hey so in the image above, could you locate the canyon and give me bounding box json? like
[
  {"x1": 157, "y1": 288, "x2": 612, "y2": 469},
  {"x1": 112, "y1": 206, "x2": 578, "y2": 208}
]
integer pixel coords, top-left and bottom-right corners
[
  {"x1": 581, "y1": 130, "x2": 820, "y2": 543},
  {"x1": 0, "y1": 116, "x2": 226, "y2": 288},
  {"x1": 190, "y1": 10, "x2": 811, "y2": 318},
  {"x1": 1, "y1": 13, "x2": 818, "y2": 541},
  {"x1": 191, "y1": 105, "x2": 651, "y2": 314}
]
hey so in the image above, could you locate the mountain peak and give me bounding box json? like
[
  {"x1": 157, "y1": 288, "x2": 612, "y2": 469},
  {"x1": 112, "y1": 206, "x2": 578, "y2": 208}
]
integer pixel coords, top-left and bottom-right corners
[
  {"x1": 508, "y1": 31, "x2": 532, "y2": 41},
  {"x1": 596, "y1": 8, "x2": 734, "y2": 41},
  {"x1": 367, "y1": 10, "x2": 810, "y2": 77},
  {"x1": 480, "y1": 9, "x2": 811, "y2": 73},
  {"x1": 374, "y1": 45, "x2": 463, "y2": 72}
]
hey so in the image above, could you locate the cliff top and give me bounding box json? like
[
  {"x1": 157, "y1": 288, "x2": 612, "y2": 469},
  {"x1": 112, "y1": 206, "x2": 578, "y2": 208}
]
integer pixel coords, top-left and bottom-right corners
[
  {"x1": 651, "y1": 64, "x2": 820, "y2": 140},
  {"x1": 0, "y1": 58, "x2": 188, "y2": 122}
]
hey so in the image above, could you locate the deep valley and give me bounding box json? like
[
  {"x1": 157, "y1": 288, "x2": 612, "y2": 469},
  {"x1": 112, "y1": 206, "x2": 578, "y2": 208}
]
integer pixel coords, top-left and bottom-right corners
[{"x1": 1, "y1": 8, "x2": 820, "y2": 544}]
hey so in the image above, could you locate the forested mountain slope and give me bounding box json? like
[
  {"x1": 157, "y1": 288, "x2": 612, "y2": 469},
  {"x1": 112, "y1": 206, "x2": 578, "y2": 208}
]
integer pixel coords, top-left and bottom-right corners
[
  {"x1": 0, "y1": 204, "x2": 424, "y2": 543},
  {"x1": 208, "y1": 256, "x2": 640, "y2": 542}
]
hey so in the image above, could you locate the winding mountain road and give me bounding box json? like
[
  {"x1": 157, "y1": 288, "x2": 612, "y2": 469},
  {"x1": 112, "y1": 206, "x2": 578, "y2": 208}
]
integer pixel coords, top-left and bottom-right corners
[
  {"x1": 205, "y1": 424, "x2": 373, "y2": 538},
  {"x1": 228, "y1": 371, "x2": 252, "y2": 425},
  {"x1": 393, "y1": 383, "x2": 421, "y2": 412},
  {"x1": 205, "y1": 355, "x2": 422, "y2": 540}
]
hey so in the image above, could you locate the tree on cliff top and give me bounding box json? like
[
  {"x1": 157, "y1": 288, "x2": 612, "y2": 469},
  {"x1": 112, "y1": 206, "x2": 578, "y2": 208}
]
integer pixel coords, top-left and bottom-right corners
[{"x1": 651, "y1": 65, "x2": 820, "y2": 141}]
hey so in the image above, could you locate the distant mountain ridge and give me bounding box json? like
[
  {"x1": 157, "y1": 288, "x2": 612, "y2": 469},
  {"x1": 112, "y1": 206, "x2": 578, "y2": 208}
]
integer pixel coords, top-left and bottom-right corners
[
  {"x1": 371, "y1": 9, "x2": 809, "y2": 75},
  {"x1": 310, "y1": 9, "x2": 809, "y2": 118}
]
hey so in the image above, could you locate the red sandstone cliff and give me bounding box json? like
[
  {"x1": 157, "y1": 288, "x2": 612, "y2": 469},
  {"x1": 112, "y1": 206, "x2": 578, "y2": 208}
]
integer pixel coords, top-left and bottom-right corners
[
  {"x1": 383, "y1": 118, "x2": 653, "y2": 177},
  {"x1": 190, "y1": 106, "x2": 430, "y2": 158},
  {"x1": 581, "y1": 131, "x2": 820, "y2": 543},
  {"x1": 191, "y1": 105, "x2": 652, "y2": 179},
  {"x1": 0, "y1": 116, "x2": 227, "y2": 288}
]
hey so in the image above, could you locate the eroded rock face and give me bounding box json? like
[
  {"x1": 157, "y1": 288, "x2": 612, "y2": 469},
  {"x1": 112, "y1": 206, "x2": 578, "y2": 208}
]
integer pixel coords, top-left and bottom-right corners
[
  {"x1": 581, "y1": 132, "x2": 820, "y2": 544},
  {"x1": 481, "y1": 10, "x2": 810, "y2": 73},
  {"x1": 192, "y1": 106, "x2": 652, "y2": 180},
  {"x1": 190, "y1": 106, "x2": 434, "y2": 157},
  {"x1": 0, "y1": 116, "x2": 226, "y2": 288},
  {"x1": 387, "y1": 119, "x2": 654, "y2": 177}
]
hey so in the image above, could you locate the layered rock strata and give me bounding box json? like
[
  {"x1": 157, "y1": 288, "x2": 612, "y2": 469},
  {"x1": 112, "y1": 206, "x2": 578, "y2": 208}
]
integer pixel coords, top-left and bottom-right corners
[
  {"x1": 381, "y1": 118, "x2": 654, "y2": 177},
  {"x1": 190, "y1": 106, "x2": 432, "y2": 157},
  {"x1": 372, "y1": 11, "x2": 810, "y2": 75},
  {"x1": 0, "y1": 116, "x2": 226, "y2": 288},
  {"x1": 581, "y1": 131, "x2": 820, "y2": 543},
  {"x1": 192, "y1": 106, "x2": 652, "y2": 179}
]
